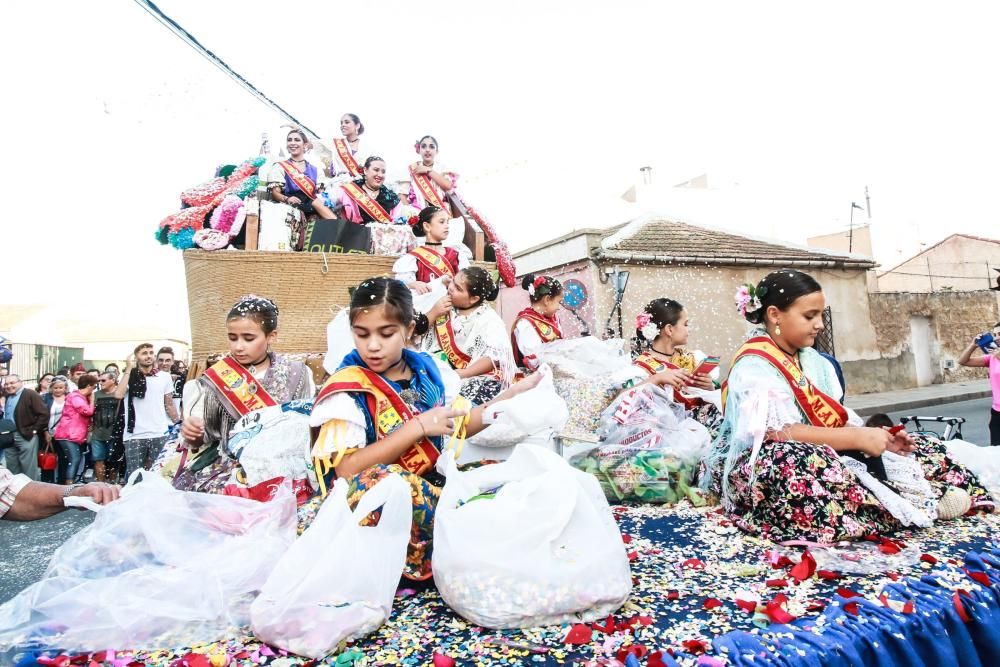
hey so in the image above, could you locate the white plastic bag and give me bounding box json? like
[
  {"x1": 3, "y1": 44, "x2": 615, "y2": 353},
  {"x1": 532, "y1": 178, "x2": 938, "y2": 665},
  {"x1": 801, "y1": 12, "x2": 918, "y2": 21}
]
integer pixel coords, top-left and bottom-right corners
[
  {"x1": 228, "y1": 400, "x2": 314, "y2": 487},
  {"x1": 250, "y1": 474, "x2": 411, "y2": 659},
  {"x1": 433, "y1": 444, "x2": 632, "y2": 628},
  {"x1": 468, "y1": 365, "x2": 568, "y2": 448},
  {"x1": 0, "y1": 471, "x2": 296, "y2": 656},
  {"x1": 946, "y1": 439, "x2": 1000, "y2": 498}
]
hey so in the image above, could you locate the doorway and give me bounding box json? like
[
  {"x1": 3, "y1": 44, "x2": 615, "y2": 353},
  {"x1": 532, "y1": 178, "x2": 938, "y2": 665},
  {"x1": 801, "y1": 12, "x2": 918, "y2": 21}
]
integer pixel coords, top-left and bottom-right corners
[{"x1": 909, "y1": 316, "x2": 936, "y2": 387}]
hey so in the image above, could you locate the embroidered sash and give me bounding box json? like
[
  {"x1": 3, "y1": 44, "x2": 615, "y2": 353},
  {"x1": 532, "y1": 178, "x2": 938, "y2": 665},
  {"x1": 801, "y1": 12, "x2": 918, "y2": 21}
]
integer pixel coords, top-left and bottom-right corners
[
  {"x1": 334, "y1": 138, "x2": 362, "y2": 177},
  {"x1": 342, "y1": 181, "x2": 392, "y2": 223},
  {"x1": 722, "y1": 337, "x2": 848, "y2": 428},
  {"x1": 632, "y1": 353, "x2": 700, "y2": 410},
  {"x1": 435, "y1": 315, "x2": 472, "y2": 370},
  {"x1": 411, "y1": 168, "x2": 447, "y2": 209},
  {"x1": 202, "y1": 357, "x2": 278, "y2": 417},
  {"x1": 515, "y1": 309, "x2": 563, "y2": 342},
  {"x1": 316, "y1": 366, "x2": 439, "y2": 475},
  {"x1": 277, "y1": 161, "x2": 316, "y2": 199},
  {"x1": 411, "y1": 246, "x2": 456, "y2": 280}
]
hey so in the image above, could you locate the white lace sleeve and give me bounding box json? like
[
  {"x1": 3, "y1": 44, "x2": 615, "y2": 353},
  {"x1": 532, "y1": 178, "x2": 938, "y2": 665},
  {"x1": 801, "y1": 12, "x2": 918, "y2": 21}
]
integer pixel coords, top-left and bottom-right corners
[
  {"x1": 393, "y1": 254, "x2": 418, "y2": 284},
  {"x1": 513, "y1": 319, "x2": 545, "y2": 371},
  {"x1": 725, "y1": 356, "x2": 804, "y2": 444}
]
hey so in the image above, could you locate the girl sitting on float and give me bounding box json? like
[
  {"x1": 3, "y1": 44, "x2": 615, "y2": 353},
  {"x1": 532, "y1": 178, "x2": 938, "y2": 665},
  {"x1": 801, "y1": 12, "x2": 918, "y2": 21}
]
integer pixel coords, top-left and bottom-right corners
[
  {"x1": 309, "y1": 277, "x2": 540, "y2": 581},
  {"x1": 511, "y1": 275, "x2": 565, "y2": 373},
  {"x1": 704, "y1": 269, "x2": 994, "y2": 544},
  {"x1": 408, "y1": 135, "x2": 457, "y2": 213},
  {"x1": 169, "y1": 295, "x2": 315, "y2": 494},
  {"x1": 325, "y1": 156, "x2": 405, "y2": 225},
  {"x1": 325, "y1": 113, "x2": 373, "y2": 184},
  {"x1": 392, "y1": 205, "x2": 472, "y2": 295},
  {"x1": 633, "y1": 298, "x2": 723, "y2": 435},
  {"x1": 421, "y1": 267, "x2": 516, "y2": 404},
  {"x1": 266, "y1": 129, "x2": 337, "y2": 219}
]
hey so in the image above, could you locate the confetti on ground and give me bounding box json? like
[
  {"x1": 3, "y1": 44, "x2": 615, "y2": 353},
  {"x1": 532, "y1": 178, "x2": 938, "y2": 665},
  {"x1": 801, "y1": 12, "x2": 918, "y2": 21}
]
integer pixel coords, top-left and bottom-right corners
[{"x1": 18, "y1": 502, "x2": 1000, "y2": 667}]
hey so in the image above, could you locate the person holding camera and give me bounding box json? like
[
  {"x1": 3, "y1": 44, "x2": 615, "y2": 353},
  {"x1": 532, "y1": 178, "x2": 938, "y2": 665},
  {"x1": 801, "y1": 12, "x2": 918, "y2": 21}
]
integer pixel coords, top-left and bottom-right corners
[{"x1": 958, "y1": 321, "x2": 1000, "y2": 446}]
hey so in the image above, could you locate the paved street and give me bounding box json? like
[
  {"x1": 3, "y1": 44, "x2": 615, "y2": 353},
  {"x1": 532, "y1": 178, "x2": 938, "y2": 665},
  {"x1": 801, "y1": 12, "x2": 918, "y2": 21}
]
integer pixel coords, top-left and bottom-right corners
[{"x1": 0, "y1": 398, "x2": 996, "y2": 607}]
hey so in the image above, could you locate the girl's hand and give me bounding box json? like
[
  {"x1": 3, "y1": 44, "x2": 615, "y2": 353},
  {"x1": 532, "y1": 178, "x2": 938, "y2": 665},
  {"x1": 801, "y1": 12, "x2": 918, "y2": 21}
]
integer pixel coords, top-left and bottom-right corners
[
  {"x1": 427, "y1": 295, "x2": 452, "y2": 321},
  {"x1": 646, "y1": 368, "x2": 692, "y2": 391},
  {"x1": 885, "y1": 428, "x2": 917, "y2": 455},
  {"x1": 411, "y1": 162, "x2": 431, "y2": 175},
  {"x1": 855, "y1": 427, "x2": 890, "y2": 457},
  {"x1": 407, "y1": 281, "x2": 431, "y2": 295},
  {"x1": 690, "y1": 373, "x2": 715, "y2": 391},
  {"x1": 286, "y1": 196, "x2": 301, "y2": 206},
  {"x1": 181, "y1": 416, "x2": 205, "y2": 448},
  {"x1": 499, "y1": 371, "x2": 543, "y2": 400},
  {"x1": 417, "y1": 407, "x2": 466, "y2": 437}
]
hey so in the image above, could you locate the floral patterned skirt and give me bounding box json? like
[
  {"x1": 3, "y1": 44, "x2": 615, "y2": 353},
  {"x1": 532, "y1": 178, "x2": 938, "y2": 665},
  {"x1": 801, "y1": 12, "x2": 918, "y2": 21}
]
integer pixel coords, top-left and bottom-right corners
[
  {"x1": 726, "y1": 435, "x2": 994, "y2": 543},
  {"x1": 459, "y1": 375, "x2": 504, "y2": 405},
  {"x1": 691, "y1": 402, "x2": 724, "y2": 440}
]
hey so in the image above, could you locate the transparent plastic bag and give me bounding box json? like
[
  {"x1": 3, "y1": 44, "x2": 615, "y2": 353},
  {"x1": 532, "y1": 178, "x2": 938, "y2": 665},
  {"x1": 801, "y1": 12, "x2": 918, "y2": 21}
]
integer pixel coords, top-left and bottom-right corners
[
  {"x1": 0, "y1": 471, "x2": 297, "y2": 657},
  {"x1": 433, "y1": 445, "x2": 632, "y2": 629},
  {"x1": 535, "y1": 337, "x2": 635, "y2": 383},
  {"x1": 571, "y1": 385, "x2": 713, "y2": 505},
  {"x1": 251, "y1": 474, "x2": 411, "y2": 659}
]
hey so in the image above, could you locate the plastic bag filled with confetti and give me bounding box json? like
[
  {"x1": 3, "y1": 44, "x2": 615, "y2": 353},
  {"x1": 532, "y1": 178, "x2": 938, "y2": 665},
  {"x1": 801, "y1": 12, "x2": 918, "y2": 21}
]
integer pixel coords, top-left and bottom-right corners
[
  {"x1": 433, "y1": 444, "x2": 632, "y2": 628},
  {"x1": 0, "y1": 471, "x2": 297, "y2": 659},
  {"x1": 570, "y1": 384, "x2": 713, "y2": 505},
  {"x1": 468, "y1": 365, "x2": 568, "y2": 448},
  {"x1": 251, "y1": 475, "x2": 411, "y2": 659},
  {"x1": 535, "y1": 337, "x2": 636, "y2": 384}
]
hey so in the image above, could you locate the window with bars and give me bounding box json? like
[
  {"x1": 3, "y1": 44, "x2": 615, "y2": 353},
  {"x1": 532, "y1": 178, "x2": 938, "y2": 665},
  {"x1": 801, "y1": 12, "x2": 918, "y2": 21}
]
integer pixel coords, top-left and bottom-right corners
[{"x1": 813, "y1": 307, "x2": 836, "y2": 356}]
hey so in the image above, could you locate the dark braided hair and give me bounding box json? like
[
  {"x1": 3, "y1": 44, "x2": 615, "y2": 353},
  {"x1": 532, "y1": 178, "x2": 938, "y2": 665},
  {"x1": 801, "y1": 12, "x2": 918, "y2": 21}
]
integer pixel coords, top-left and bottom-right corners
[
  {"x1": 521, "y1": 274, "x2": 562, "y2": 304},
  {"x1": 461, "y1": 267, "x2": 499, "y2": 305},
  {"x1": 350, "y1": 277, "x2": 429, "y2": 336},
  {"x1": 227, "y1": 295, "x2": 279, "y2": 334}
]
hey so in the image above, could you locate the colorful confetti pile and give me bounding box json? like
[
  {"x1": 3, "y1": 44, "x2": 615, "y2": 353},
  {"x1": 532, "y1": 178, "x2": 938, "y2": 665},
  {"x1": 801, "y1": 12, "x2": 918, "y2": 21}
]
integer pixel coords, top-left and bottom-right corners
[{"x1": 19, "y1": 502, "x2": 1000, "y2": 667}]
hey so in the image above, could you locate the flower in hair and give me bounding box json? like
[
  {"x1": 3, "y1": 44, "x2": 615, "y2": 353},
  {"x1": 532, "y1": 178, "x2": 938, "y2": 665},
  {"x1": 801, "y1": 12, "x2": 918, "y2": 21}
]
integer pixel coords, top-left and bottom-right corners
[
  {"x1": 636, "y1": 312, "x2": 658, "y2": 340},
  {"x1": 735, "y1": 284, "x2": 763, "y2": 317},
  {"x1": 407, "y1": 215, "x2": 420, "y2": 227},
  {"x1": 533, "y1": 276, "x2": 547, "y2": 289}
]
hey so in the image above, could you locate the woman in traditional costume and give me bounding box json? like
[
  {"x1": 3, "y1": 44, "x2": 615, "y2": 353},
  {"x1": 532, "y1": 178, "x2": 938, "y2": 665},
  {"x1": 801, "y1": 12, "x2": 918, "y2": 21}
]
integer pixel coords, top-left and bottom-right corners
[
  {"x1": 421, "y1": 267, "x2": 515, "y2": 404},
  {"x1": 393, "y1": 206, "x2": 471, "y2": 294},
  {"x1": 309, "y1": 277, "x2": 540, "y2": 580},
  {"x1": 169, "y1": 295, "x2": 314, "y2": 494},
  {"x1": 633, "y1": 298, "x2": 723, "y2": 435},
  {"x1": 266, "y1": 129, "x2": 337, "y2": 219},
  {"x1": 408, "y1": 135, "x2": 457, "y2": 213},
  {"x1": 327, "y1": 156, "x2": 404, "y2": 224},
  {"x1": 326, "y1": 113, "x2": 372, "y2": 184},
  {"x1": 705, "y1": 269, "x2": 994, "y2": 544},
  {"x1": 511, "y1": 274, "x2": 564, "y2": 373}
]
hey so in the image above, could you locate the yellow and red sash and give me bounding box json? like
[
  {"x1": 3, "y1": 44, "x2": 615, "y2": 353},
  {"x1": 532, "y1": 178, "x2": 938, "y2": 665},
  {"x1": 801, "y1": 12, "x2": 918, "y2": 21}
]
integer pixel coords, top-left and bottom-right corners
[
  {"x1": 435, "y1": 315, "x2": 472, "y2": 370},
  {"x1": 515, "y1": 309, "x2": 562, "y2": 342},
  {"x1": 315, "y1": 366, "x2": 439, "y2": 475},
  {"x1": 411, "y1": 168, "x2": 447, "y2": 209},
  {"x1": 277, "y1": 160, "x2": 316, "y2": 199},
  {"x1": 341, "y1": 181, "x2": 392, "y2": 223},
  {"x1": 721, "y1": 337, "x2": 848, "y2": 428},
  {"x1": 202, "y1": 357, "x2": 278, "y2": 417},
  {"x1": 411, "y1": 246, "x2": 456, "y2": 280},
  {"x1": 333, "y1": 138, "x2": 362, "y2": 177},
  {"x1": 632, "y1": 353, "x2": 701, "y2": 410}
]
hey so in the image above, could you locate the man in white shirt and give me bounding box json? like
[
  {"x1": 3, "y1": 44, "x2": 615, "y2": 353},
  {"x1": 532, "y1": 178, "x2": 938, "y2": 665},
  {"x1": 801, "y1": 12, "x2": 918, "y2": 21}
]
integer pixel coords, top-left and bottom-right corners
[{"x1": 114, "y1": 343, "x2": 179, "y2": 479}]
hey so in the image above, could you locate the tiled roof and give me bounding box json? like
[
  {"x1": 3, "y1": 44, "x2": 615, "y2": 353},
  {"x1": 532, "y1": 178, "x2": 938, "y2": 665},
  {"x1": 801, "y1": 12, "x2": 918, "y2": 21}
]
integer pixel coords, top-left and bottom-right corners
[{"x1": 596, "y1": 217, "x2": 876, "y2": 268}]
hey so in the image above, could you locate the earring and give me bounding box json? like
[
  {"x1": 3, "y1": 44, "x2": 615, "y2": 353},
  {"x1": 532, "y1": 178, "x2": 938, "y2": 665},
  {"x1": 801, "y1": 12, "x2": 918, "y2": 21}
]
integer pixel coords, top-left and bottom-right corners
[{"x1": 775, "y1": 324, "x2": 782, "y2": 336}]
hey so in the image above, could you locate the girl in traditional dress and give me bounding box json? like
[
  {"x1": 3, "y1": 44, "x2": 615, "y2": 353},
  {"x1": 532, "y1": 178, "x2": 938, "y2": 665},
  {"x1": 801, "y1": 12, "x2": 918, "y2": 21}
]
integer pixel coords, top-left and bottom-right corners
[
  {"x1": 170, "y1": 295, "x2": 314, "y2": 494},
  {"x1": 327, "y1": 156, "x2": 404, "y2": 224},
  {"x1": 309, "y1": 277, "x2": 540, "y2": 581},
  {"x1": 633, "y1": 298, "x2": 723, "y2": 435},
  {"x1": 393, "y1": 206, "x2": 472, "y2": 294},
  {"x1": 421, "y1": 267, "x2": 516, "y2": 404},
  {"x1": 325, "y1": 113, "x2": 372, "y2": 184},
  {"x1": 266, "y1": 129, "x2": 337, "y2": 219},
  {"x1": 511, "y1": 275, "x2": 564, "y2": 373},
  {"x1": 408, "y1": 135, "x2": 456, "y2": 212},
  {"x1": 705, "y1": 269, "x2": 994, "y2": 544}
]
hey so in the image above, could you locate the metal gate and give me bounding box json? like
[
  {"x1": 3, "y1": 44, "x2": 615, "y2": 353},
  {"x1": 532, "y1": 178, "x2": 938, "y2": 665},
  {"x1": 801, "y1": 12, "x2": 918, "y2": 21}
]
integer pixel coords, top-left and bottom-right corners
[{"x1": 813, "y1": 307, "x2": 836, "y2": 356}]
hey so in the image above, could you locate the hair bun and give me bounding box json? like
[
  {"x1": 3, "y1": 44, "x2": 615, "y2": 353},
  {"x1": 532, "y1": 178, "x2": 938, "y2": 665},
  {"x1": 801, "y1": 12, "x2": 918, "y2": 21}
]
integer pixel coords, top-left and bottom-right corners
[
  {"x1": 414, "y1": 312, "x2": 430, "y2": 336},
  {"x1": 521, "y1": 274, "x2": 536, "y2": 291}
]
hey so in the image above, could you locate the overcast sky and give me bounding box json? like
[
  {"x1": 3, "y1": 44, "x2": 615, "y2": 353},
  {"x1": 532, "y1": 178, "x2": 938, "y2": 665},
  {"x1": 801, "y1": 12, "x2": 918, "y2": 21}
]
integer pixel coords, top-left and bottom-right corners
[{"x1": 3, "y1": 1, "x2": 999, "y2": 340}]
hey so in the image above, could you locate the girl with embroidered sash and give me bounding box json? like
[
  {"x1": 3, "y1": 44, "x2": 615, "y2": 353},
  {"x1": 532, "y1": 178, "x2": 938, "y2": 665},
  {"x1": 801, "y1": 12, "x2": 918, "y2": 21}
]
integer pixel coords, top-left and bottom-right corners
[
  {"x1": 633, "y1": 298, "x2": 723, "y2": 437},
  {"x1": 324, "y1": 113, "x2": 374, "y2": 184},
  {"x1": 421, "y1": 267, "x2": 516, "y2": 404},
  {"x1": 705, "y1": 270, "x2": 994, "y2": 544},
  {"x1": 408, "y1": 135, "x2": 457, "y2": 213},
  {"x1": 392, "y1": 206, "x2": 472, "y2": 295},
  {"x1": 308, "y1": 277, "x2": 540, "y2": 581},
  {"x1": 164, "y1": 296, "x2": 314, "y2": 495},
  {"x1": 266, "y1": 129, "x2": 337, "y2": 219},
  {"x1": 327, "y1": 156, "x2": 404, "y2": 224},
  {"x1": 511, "y1": 274, "x2": 564, "y2": 373}
]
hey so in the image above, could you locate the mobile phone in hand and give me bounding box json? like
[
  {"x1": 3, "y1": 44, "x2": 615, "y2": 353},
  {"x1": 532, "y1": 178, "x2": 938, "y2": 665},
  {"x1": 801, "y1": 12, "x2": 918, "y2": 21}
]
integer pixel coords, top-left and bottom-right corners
[{"x1": 694, "y1": 356, "x2": 720, "y2": 376}]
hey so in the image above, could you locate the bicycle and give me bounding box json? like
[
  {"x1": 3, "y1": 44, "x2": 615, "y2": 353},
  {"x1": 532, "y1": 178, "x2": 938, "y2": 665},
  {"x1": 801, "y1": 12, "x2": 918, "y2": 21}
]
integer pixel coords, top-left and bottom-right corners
[{"x1": 898, "y1": 415, "x2": 966, "y2": 441}]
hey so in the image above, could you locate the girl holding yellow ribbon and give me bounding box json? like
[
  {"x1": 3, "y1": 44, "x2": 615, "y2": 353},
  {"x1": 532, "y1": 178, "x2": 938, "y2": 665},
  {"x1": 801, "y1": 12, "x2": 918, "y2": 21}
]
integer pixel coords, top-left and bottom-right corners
[{"x1": 309, "y1": 277, "x2": 540, "y2": 580}]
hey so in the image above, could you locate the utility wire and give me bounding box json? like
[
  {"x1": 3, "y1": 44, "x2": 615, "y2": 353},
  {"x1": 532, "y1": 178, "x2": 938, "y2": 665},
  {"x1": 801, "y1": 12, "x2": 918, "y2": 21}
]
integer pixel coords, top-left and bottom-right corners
[{"x1": 132, "y1": 0, "x2": 321, "y2": 139}]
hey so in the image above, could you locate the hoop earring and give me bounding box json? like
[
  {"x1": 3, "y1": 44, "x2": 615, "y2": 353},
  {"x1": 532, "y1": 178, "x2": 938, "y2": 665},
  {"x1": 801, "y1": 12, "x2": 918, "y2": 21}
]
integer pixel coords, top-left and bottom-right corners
[{"x1": 775, "y1": 324, "x2": 782, "y2": 336}]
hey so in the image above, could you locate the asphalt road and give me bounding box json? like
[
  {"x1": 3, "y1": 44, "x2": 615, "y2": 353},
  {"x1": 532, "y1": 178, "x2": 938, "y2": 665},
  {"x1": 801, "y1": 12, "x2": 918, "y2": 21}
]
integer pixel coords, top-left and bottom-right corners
[{"x1": 0, "y1": 398, "x2": 996, "y2": 606}]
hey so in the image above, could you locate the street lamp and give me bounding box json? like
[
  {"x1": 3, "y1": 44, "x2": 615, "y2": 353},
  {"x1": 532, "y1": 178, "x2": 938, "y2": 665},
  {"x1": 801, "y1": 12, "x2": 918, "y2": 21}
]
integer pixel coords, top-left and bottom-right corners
[{"x1": 604, "y1": 268, "x2": 630, "y2": 339}]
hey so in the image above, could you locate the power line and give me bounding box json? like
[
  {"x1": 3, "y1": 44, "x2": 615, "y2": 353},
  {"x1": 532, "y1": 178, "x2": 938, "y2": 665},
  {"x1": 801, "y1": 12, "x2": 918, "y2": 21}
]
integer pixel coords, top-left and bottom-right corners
[{"x1": 132, "y1": 0, "x2": 321, "y2": 139}]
